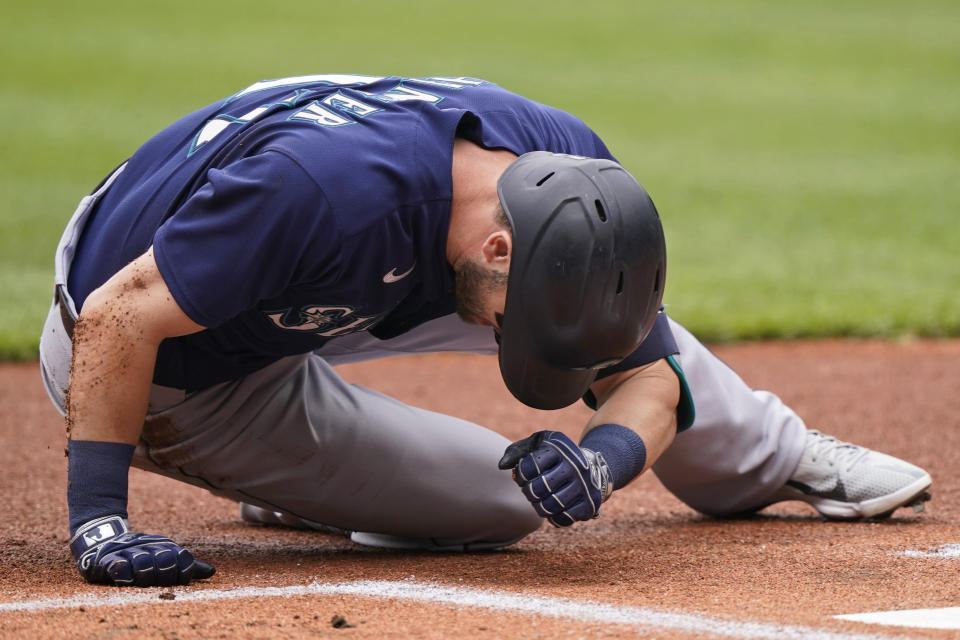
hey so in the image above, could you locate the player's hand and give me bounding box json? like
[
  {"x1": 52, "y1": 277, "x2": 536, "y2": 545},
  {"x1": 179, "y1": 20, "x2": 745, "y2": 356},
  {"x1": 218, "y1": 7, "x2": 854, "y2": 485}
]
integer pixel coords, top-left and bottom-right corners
[
  {"x1": 498, "y1": 430, "x2": 612, "y2": 527},
  {"x1": 69, "y1": 515, "x2": 215, "y2": 587}
]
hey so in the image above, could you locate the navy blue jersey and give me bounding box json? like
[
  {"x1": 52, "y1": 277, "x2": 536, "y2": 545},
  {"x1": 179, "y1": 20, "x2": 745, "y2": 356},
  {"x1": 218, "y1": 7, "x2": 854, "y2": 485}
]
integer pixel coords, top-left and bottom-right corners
[{"x1": 67, "y1": 75, "x2": 623, "y2": 390}]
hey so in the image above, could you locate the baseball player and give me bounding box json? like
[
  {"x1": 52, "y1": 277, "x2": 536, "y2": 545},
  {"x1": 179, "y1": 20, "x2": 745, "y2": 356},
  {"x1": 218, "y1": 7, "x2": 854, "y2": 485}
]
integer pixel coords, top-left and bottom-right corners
[{"x1": 39, "y1": 75, "x2": 931, "y2": 587}]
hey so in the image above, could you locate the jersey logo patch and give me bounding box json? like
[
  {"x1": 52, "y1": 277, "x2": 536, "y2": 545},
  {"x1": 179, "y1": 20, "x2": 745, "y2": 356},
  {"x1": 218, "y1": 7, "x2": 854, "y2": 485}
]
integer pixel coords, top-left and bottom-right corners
[{"x1": 266, "y1": 305, "x2": 382, "y2": 337}]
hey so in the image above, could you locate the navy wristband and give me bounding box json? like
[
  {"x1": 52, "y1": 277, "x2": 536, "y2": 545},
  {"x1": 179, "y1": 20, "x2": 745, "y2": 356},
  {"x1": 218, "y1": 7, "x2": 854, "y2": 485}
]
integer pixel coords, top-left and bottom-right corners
[
  {"x1": 580, "y1": 424, "x2": 647, "y2": 491},
  {"x1": 67, "y1": 440, "x2": 135, "y2": 536}
]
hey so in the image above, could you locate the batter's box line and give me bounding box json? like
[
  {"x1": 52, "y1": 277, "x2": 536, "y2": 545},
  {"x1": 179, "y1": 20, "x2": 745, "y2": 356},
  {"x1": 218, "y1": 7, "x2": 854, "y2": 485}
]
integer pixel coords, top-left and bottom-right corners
[
  {"x1": 0, "y1": 579, "x2": 918, "y2": 640},
  {"x1": 897, "y1": 543, "x2": 960, "y2": 559}
]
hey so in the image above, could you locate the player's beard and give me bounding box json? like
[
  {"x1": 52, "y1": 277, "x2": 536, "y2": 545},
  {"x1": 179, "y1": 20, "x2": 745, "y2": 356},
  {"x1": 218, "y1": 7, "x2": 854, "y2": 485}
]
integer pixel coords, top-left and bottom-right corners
[{"x1": 453, "y1": 258, "x2": 507, "y2": 326}]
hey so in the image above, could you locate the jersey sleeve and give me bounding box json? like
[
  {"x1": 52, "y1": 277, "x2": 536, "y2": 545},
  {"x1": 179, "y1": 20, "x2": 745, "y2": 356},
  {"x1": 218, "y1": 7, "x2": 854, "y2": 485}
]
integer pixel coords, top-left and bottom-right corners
[
  {"x1": 153, "y1": 151, "x2": 340, "y2": 328},
  {"x1": 582, "y1": 311, "x2": 696, "y2": 431}
]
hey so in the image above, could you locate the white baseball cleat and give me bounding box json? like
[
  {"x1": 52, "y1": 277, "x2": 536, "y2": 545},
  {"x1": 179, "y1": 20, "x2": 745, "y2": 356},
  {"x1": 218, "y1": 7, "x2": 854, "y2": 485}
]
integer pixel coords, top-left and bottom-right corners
[
  {"x1": 239, "y1": 503, "x2": 524, "y2": 551},
  {"x1": 767, "y1": 430, "x2": 932, "y2": 520},
  {"x1": 348, "y1": 531, "x2": 524, "y2": 552},
  {"x1": 239, "y1": 502, "x2": 349, "y2": 535}
]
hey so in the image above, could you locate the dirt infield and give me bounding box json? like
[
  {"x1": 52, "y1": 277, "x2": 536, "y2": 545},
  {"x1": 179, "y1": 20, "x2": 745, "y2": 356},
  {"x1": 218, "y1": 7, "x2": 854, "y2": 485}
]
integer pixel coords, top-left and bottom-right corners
[{"x1": 1, "y1": 339, "x2": 958, "y2": 639}]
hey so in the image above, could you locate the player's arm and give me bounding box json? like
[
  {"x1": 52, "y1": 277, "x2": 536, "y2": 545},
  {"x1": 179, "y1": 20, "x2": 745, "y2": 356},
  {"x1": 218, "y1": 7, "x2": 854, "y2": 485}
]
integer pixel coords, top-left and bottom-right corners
[
  {"x1": 498, "y1": 359, "x2": 680, "y2": 527},
  {"x1": 581, "y1": 357, "x2": 679, "y2": 477},
  {"x1": 69, "y1": 247, "x2": 202, "y2": 444},
  {"x1": 67, "y1": 247, "x2": 215, "y2": 586}
]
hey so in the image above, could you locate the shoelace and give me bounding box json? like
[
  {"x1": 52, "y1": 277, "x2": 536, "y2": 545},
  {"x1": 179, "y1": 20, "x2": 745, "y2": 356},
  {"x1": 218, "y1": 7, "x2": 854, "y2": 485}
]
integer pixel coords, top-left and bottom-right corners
[{"x1": 806, "y1": 430, "x2": 870, "y2": 472}]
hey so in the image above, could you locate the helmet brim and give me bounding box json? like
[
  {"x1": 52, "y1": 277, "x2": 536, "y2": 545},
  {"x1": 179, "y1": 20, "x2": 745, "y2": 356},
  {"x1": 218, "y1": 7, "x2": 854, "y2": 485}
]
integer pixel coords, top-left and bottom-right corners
[{"x1": 497, "y1": 331, "x2": 598, "y2": 410}]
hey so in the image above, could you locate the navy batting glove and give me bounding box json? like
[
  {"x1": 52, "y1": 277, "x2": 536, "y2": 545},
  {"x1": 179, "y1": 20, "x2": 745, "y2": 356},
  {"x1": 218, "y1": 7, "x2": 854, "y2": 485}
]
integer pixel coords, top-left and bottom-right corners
[
  {"x1": 498, "y1": 430, "x2": 612, "y2": 527},
  {"x1": 70, "y1": 515, "x2": 215, "y2": 587}
]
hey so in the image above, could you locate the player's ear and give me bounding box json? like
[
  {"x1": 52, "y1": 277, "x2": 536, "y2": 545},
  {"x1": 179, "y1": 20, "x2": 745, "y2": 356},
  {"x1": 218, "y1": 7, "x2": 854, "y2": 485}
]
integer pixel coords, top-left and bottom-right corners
[{"x1": 481, "y1": 230, "x2": 511, "y2": 267}]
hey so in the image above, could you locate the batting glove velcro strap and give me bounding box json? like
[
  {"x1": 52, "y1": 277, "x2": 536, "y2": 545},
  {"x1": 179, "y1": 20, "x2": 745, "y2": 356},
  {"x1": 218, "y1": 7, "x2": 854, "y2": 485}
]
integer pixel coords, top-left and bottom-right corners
[
  {"x1": 498, "y1": 430, "x2": 612, "y2": 527},
  {"x1": 69, "y1": 515, "x2": 215, "y2": 587}
]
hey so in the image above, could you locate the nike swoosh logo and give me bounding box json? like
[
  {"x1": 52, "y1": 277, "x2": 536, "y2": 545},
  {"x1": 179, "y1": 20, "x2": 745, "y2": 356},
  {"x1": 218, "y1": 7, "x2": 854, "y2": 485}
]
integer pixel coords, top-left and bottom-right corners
[{"x1": 383, "y1": 262, "x2": 416, "y2": 283}]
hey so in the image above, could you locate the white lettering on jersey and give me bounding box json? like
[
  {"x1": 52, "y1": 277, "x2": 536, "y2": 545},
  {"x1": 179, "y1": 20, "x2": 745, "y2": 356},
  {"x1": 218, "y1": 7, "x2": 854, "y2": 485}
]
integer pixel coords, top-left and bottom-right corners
[
  {"x1": 189, "y1": 93, "x2": 308, "y2": 157},
  {"x1": 289, "y1": 102, "x2": 353, "y2": 127},
  {"x1": 192, "y1": 106, "x2": 270, "y2": 151},
  {"x1": 194, "y1": 119, "x2": 233, "y2": 148},
  {"x1": 230, "y1": 74, "x2": 384, "y2": 102},
  {"x1": 321, "y1": 91, "x2": 381, "y2": 118},
  {"x1": 187, "y1": 76, "x2": 488, "y2": 156},
  {"x1": 373, "y1": 83, "x2": 442, "y2": 104},
  {"x1": 408, "y1": 76, "x2": 485, "y2": 89}
]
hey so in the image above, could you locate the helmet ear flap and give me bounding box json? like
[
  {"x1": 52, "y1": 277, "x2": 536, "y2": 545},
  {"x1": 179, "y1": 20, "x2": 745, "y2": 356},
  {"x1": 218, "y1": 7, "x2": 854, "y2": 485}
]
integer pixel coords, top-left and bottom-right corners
[{"x1": 495, "y1": 152, "x2": 666, "y2": 410}]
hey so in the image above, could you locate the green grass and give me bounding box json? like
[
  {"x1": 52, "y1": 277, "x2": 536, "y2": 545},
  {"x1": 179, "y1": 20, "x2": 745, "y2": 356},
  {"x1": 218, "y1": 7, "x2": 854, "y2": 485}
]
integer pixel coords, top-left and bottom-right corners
[{"x1": 1, "y1": 0, "x2": 958, "y2": 358}]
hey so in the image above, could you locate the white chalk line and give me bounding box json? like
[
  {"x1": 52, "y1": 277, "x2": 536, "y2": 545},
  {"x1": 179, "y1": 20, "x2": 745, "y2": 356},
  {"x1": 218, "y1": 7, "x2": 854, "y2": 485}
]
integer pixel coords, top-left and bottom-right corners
[
  {"x1": 835, "y1": 608, "x2": 960, "y2": 630},
  {"x1": 834, "y1": 545, "x2": 960, "y2": 630},
  {"x1": 0, "y1": 579, "x2": 914, "y2": 640},
  {"x1": 898, "y1": 543, "x2": 960, "y2": 559}
]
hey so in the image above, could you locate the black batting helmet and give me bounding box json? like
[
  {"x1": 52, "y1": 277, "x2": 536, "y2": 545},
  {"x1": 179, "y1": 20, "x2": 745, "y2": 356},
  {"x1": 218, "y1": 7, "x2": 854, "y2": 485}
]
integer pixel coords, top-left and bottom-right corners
[{"x1": 496, "y1": 151, "x2": 666, "y2": 410}]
